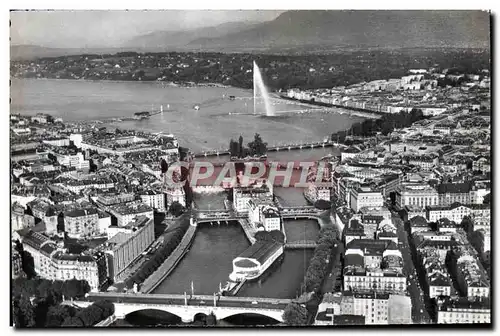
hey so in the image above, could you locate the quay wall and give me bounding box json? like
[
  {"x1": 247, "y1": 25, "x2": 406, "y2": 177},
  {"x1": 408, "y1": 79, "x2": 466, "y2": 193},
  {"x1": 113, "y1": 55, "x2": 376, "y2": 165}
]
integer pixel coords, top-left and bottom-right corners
[{"x1": 141, "y1": 224, "x2": 197, "y2": 293}]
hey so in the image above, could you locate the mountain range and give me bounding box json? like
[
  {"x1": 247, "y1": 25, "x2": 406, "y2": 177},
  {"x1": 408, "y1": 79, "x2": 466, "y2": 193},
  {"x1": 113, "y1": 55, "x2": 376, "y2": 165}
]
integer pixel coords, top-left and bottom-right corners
[{"x1": 11, "y1": 10, "x2": 490, "y2": 60}]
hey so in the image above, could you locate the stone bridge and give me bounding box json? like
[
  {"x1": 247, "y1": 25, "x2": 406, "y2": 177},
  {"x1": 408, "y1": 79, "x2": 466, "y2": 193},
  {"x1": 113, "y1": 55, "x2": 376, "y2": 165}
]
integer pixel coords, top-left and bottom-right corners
[{"x1": 67, "y1": 292, "x2": 289, "y2": 323}]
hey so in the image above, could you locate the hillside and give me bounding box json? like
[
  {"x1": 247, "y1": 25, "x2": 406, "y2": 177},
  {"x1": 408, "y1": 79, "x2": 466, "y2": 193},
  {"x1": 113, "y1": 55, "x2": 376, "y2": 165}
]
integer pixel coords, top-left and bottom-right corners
[
  {"x1": 188, "y1": 10, "x2": 490, "y2": 51},
  {"x1": 123, "y1": 21, "x2": 263, "y2": 51}
]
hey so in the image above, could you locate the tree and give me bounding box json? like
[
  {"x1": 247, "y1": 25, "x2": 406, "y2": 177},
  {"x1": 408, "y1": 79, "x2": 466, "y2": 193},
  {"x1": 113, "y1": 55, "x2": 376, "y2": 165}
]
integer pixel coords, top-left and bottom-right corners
[
  {"x1": 483, "y1": 193, "x2": 491, "y2": 205},
  {"x1": 461, "y1": 216, "x2": 474, "y2": 235},
  {"x1": 229, "y1": 139, "x2": 239, "y2": 157},
  {"x1": 247, "y1": 133, "x2": 268, "y2": 157},
  {"x1": 160, "y1": 158, "x2": 169, "y2": 174},
  {"x1": 61, "y1": 316, "x2": 84, "y2": 327},
  {"x1": 282, "y1": 303, "x2": 308, "y2": 326},
  {"x1": 93, "y1": 300, "x2": 115, "y2": 319},
  {"x1": 169, "y1": 201, "x2": 185, "y2": 217},
  {"x1": 314, "y1": 199, "x2": 331, "y2": 210},
  {"x1": 469, "y1": 230, "x2": 485, "y2": 254},
  {"x1": 45, "y1": 305, "x2": 78, "y2": 327},
  {"x1": 20, "y1": 250, "x2": 36, "y2": 279},
  {"x1": 238, "y1": 135, "x2": 244, "y2": 158},
  {"x1": 12, "y1": 296, "x2": 36, "y2": 328}
]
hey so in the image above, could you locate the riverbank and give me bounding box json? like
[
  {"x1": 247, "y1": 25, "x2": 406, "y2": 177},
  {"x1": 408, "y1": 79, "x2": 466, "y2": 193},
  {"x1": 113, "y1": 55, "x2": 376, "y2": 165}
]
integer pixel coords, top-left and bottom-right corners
[{"x1": 140, "y1": 224, "x2": 197, "y2": 293}]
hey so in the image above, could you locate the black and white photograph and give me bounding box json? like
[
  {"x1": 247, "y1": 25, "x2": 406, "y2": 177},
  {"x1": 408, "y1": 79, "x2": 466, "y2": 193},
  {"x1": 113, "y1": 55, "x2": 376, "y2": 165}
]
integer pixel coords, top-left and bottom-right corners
[{"x1": 8, "y1": 7, "x2": 492, "y2": 328}]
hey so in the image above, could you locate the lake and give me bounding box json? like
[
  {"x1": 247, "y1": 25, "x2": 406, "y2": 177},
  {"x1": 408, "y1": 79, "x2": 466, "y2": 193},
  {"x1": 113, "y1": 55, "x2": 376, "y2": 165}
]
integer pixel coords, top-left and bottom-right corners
[{"x1": 11, "y1": 78, "x2": 364, "y2": 152}]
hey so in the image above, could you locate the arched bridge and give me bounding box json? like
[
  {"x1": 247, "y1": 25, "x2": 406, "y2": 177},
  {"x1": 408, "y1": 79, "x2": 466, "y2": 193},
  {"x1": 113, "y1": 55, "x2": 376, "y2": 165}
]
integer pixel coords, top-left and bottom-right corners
[{"x1": 66, "y1": 292, "x2": 289, "y2": 323}]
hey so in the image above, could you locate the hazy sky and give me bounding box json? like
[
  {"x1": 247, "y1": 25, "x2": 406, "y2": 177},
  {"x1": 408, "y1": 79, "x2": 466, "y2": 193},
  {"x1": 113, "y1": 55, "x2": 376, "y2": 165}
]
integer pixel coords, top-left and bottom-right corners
[{"x1": 10, "y1": 10, "x2": 283, "y2": 48}]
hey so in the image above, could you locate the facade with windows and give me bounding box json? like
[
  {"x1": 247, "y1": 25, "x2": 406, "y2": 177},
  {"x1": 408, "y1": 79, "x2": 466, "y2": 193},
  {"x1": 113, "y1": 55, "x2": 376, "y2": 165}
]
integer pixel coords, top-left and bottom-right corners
[
  {"x1": 350, "y1": 186, "x2": 384, "y2": 212},
  {"x1": 140, "y1": 190, "x2": 166, "y2": 212},
  {"x1": 21, "y1": 231, "x2": 101, "y2": 291},
  {"x1": 64, "y1": 208, "x2": 99, "y2": 239},
  {"x1": 437, "y1": 298, "x2": 490, "y2": 324},
  {"x1": 395, "y1": 184, "x2": 438, "y2": 209}
]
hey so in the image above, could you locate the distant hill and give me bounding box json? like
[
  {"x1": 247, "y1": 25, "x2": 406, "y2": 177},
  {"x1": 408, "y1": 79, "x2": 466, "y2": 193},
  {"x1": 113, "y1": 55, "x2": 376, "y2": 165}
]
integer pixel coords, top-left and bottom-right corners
[
  {"x1": 10, "y1": 11, "x2": 490, "y2": 60},
  {"x1": 123, "y1": 21, "x2": 263, "y2": 52},
  {"x1": 10, "y1": 45, "x2": 128, "y2": 60},
  {"x1": 188, "y1": 10, "x2": 491, "y2": 51}
]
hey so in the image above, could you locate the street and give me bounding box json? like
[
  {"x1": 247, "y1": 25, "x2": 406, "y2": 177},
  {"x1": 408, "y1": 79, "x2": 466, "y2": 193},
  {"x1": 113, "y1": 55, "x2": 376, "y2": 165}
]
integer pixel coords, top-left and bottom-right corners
[{"x1": 391, "y1": 212, "x2": 431, "y2": 324}]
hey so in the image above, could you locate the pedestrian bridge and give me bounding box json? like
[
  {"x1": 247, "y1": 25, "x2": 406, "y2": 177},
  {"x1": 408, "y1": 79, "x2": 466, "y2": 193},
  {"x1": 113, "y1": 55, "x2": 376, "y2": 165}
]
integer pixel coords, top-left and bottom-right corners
[
  {"x1": 66, "y1": 292, "x2": 289, "y2": 323},
  {"x1": 285, "y1": 240, "x2": 318, "y2": 249},
  {"x1": 194, "y1": 207, "x2": 324, "y2": 223}
]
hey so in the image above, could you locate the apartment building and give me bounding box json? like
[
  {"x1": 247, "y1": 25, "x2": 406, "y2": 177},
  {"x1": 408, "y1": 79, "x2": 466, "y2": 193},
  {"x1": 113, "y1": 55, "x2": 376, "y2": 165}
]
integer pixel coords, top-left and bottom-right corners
[
  {"x1": 64, "y1": 208, "x2": 100, "y2": 239},
  {"x1": 103, "y1": 216, "x2": 154, "y2": 282},
  {"x1": 350, "y1": 186, "x2": 384, "y2": 213}
]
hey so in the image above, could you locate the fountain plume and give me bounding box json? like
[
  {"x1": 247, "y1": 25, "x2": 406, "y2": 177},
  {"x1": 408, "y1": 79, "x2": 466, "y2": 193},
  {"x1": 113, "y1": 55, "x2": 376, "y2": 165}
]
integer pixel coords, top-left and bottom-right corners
[{"x1": 253, "y1": 61, "x2": 275, "y2": 117}]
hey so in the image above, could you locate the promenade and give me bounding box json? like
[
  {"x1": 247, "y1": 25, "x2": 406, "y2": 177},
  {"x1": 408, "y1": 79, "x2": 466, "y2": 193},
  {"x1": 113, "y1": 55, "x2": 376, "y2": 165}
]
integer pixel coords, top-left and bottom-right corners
[{"x1": 140, "y1": 224, "x2": 197, "y2": 293}]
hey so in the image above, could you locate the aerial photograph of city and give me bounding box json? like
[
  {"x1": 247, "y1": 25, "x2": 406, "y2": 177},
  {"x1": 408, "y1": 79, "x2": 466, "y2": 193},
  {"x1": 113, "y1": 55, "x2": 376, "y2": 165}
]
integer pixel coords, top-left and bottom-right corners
[{"x1": 9, "y1": 9, "x2": 492, "y2": 328}]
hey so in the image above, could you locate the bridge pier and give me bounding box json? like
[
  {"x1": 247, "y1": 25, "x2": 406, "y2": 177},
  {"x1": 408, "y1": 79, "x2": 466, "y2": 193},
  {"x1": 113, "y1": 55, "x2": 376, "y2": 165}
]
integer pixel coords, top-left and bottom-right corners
[{"x1": 181, "y1": 315, "x2": 194, "y2": 323}]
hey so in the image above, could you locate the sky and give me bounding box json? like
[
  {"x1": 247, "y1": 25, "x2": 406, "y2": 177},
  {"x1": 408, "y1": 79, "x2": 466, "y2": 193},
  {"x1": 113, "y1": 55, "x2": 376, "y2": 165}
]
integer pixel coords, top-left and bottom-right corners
[{"x1": 10, "y1": 10, "x2": 283, "y2": 48}]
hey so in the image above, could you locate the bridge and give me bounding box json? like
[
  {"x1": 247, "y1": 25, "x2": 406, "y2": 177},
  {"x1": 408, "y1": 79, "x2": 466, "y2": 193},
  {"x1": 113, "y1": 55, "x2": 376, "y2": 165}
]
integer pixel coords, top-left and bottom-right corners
[
  {"x1": 285, "y1": 240, "x2": 318, "y2": 249},
  {"x1": 280, "y1": 207, "x2": 325, "y2": 219},
  {"x1": 193, "y1": 210, "x2": 248, "y2": 224},
  {"x1": 192, "y1": 140, "x2": 337, "y2": 158},
  {"x1": 67, "y1": 292, "x2": 289, "y2": 323}
]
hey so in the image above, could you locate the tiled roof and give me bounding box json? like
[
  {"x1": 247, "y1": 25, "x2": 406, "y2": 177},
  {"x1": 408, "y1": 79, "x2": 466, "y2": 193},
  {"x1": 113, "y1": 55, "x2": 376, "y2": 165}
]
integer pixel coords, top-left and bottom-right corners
[{"x1": 437, "y1": 182, "x2": 472, "y2": 194}]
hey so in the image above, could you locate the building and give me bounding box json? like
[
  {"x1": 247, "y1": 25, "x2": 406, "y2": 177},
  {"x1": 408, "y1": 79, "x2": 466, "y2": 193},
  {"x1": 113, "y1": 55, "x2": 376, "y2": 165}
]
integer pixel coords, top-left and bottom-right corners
[
  {"x1": 233, "y1": 182, "x2": 273, "y2": 213},
  {"x1": 350, "y1": 186, "x2": 384, "y2": 213},
  {"x1": 314, "y1": 292, "x2": 343, "y2": 325},
  {"x1": 48, "y1": 149, "x2": 89, "y2": 170},
  {"x1": 107, "y1": 201, "x2": 154, "y2": 227},
  {"x1": 103, "y1": 216, "x2": 154, "y2": 282},
  {"x1": 11, "y1": 203, "x2": 35, "y2": 232},
  {"x1": 165, "y1": 187, "x2": 186, "y2": 207},
  {"x1": 340, "y1": 292, "x2": 411, "y2": 325},
  {"x1": 436, "y1": 297, "x2": 490, "y2": 324},
  {"x1": 420, "y1": 250, "x2": 453, "y2": 298},
  {"x1": 387, "y1": 295, "x2": 412, "y2": 324},
  {"x1": 96, "y1": 192, "x2": 136, "y2": 206},
  {"x1": 140, "y1": 190, "x2": 166, "y2": 212},
  {"x1": 64, "y1": 208, "x2": 100, "y2": 239},
  {"x1": 455, "y1": 253, "x2": 490, "y2": 299},
  {"x1": 97, "y1": 210, "x2": 111, "y2": 235},
  {"x1": 229, "y1": 241, "x2": 284, "y2": 281},
  {"x1": 12, "y1": 245, "x2": 23, "y2": 279},
  {"x1": 20, "y1": 231, "x2": 102, "y2": 291},
  {"x1": 405, "y1": 154, "x2": 439, "y2": 170},
  {"x1": 341, "y1": 292, "x2": 390, "y2": 324},
  {"x1": 436, "y1": 183, "x2": 472, "y2": 206},
  {"x1": 344, "y1": 219, "x2": 365, "y2": 245},
  {"x1": 343, "y1": 240, "x2": 406, "y2": 294},
  {"x1": 426, "y1": 203, "x2": 471, "y2": 223},
  {"x1": 51, "y1": 252, "x2": 100, "y2": 291},
  {"x1": 22, "y1": 231, "x2": 56, "y2": 279},
  {"x1": 247, "y1": 199, "x2": 281, "y2": 232},
  {"x1": 395, "y1": 184, "x2": 439, "y2": 209}
]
